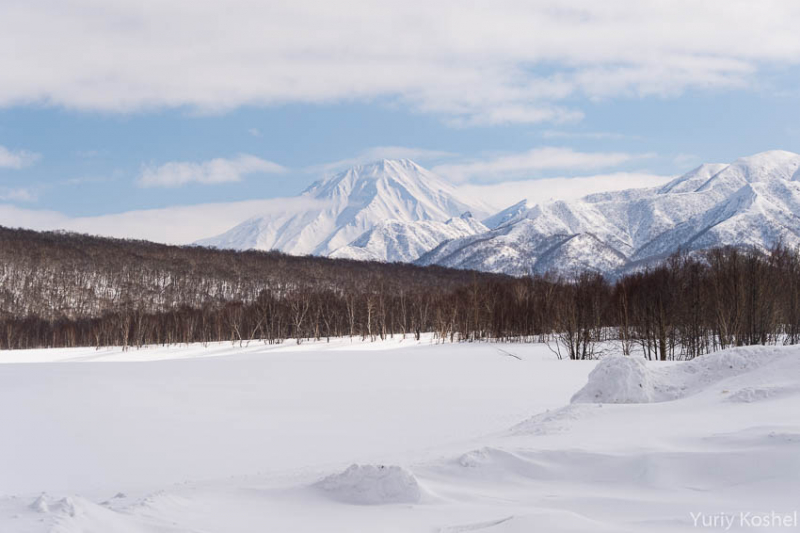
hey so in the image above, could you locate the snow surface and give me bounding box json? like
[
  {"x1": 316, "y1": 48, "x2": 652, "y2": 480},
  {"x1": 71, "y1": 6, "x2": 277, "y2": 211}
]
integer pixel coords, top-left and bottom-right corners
[
  {"x1": 571, "y1": 349, "x2": 780, "y2": 404},
  {"x1": 315, "y1": 464, "x2": 422, "y2": 505},
  {"x1": 330, "y1": 212, "x2": 487, "y2": 262},
  {"x1": 2, "y1": 338, "x2": 799, "y2": 532}
]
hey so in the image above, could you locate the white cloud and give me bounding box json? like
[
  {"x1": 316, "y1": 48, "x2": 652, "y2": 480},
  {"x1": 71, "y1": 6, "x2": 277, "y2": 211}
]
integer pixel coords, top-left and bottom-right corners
[
  {"x1": 0, "y1": 197, "x2": 328, "y2": 245},
  {"x1": 432, "y1": 147, "x2": 651, "y2": 182},
  {"x1": 248, "y1": 128, "x2": 261, "y2": 137},
  {"x1": 460, "y1": 172, "x2": 673, "y2": 211},
  {"x1": 0, "y1": 145, "x2": 40, "y2": 169},
  {"x1": 138, "y1": 154, "x2": 285, "y2": 188},
  {"x1": 0, "y1": 186, "x2": 37, "y2": 202},
  {"x1": 309, "y1": 146, "x2": 457, "y2": 176},
  {"x1": 0, "y1": 171, "x2": 671, "y2": 244},
  {"x1": 1, "y1": 1, "x2": 798, "y2": 124}
]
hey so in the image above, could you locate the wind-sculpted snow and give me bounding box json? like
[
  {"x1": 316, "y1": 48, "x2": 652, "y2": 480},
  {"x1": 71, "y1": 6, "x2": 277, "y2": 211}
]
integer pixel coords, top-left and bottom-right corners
[
  {"x1": 315, "y1": 464, "x2": 422, "y2": 505},
  {"x1": 3, "y1": 340, "x2": 800, "y2": 532},
  {"x1": 570, "y1": 356, "x2": 654, "y2": 403},
  {"x1": 421, "y1": 150, "x2": 800, "y2": 275},
  {"x1": 571, "y1": 347, "x2": 783, "y2": 404}
]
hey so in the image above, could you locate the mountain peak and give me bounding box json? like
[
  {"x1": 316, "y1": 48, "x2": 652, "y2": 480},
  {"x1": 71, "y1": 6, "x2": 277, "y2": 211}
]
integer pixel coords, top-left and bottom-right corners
[
  {"x1": 736, "y1": 149, "x2": 800, "y2": 163},
  {"x1": 694, "y1": 150, "x2": 800, "y2": 195},
  {"x1": 482, "y1": 199, "x2": 530, "y2": 229},
  {"x1": 729, "y1": 150, "x2": 800, "y2": 176},
  {"x1": 305, "y1": 158, "x2": 433, "y2": 195},
  {"x1": 200, "y1": 158, "x2": 481, "y2": 257},
  {"x1": 352, "y1": 158, "x2": 420, "y2": 173}
]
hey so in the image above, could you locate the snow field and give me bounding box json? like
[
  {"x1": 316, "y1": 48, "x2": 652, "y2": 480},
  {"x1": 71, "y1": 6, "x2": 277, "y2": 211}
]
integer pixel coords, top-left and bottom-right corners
[{"x1": 1, "y1": 338, "x2": 799, "y2": 532}]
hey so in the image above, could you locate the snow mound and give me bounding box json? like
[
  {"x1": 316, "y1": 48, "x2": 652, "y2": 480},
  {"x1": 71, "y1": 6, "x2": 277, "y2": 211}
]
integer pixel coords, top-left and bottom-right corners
[
  {"x1": 726, "y1": 385, "x2": 800, "y2": 403},
  {"x1": 509, "y1": 404, "x2": 598, "y2": 436},
  {"x1": 457, "y1": 447, "x2": 494, "y2": 468},
  {"x1": 453, "y1": 447, "x2": 549, "y2": 481},
  {"x1": 572, "y1": 348, "x2": 784, "y2": 404},
  {"x1": 571, "y1": 356, "x2": 652, "y2": 404},
  {"x1": 315, "y1": 464, "x2": 421, "y2": 505},
  {"x1": 29, "y1": 493, "x2": 50, "y2": 513},
  {"x1": 28, "y1": 493, "x2": 77, "y2": 516}
]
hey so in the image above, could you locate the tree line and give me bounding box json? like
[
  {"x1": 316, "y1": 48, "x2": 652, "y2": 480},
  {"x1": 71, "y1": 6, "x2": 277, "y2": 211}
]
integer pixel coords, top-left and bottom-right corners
[{"x1": 2, "y1": 226, "x2": 800, "y2": 359}]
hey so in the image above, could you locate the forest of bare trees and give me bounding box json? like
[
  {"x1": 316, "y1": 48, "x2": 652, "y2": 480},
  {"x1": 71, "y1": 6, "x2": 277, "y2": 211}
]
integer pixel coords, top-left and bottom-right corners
[{"x1": 2, "y1": 225, "x2": 800, "y2": 360}]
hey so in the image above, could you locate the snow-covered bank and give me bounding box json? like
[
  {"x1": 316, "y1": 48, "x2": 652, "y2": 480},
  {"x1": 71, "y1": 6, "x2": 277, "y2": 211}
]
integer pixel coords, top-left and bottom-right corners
[
  {"x1": 2, "y1": 340, "x2": 799, "y2": 532},
  {"x1": 570, "y1": 347, "x2": 784, "y2": 404},
  {"x1": 0, "y1": 339, "x2": 587, "y2": 495},
  {"x1": 0, "y1": 333, "x2": 446, "y2": 364}
]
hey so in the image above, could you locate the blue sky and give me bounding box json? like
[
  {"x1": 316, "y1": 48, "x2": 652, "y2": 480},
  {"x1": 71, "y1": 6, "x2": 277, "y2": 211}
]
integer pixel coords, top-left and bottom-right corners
[
  {"x1": 4, "y1": 89, "x2": 799, "y2": 217},
  {"x1": 1, "y1": 1, "x2": 799, "y2": 239}
]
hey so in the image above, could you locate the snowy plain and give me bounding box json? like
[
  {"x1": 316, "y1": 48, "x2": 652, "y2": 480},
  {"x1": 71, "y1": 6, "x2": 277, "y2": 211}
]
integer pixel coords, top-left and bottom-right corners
[{"x1": 1, "y1": 335, "x2": 798, "y2": 532}]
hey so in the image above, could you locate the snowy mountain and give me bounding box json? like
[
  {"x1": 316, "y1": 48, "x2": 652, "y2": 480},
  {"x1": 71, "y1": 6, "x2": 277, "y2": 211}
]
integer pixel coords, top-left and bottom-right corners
[
  {"x1": 482, "y1": 199, "x2": 529, "y2": 229},
  {"x1": 197, "y1": 159, "x2": 485, "y2": 259},
  {"x1": 199, "y1": 151, "x2": 800, "y2": 275},
  {"x1": 418, "y1": 150, "x2": 800, "y2": 276},
  {"x1": 330, "y1": 212, "x2": 487, "y2": 263}
]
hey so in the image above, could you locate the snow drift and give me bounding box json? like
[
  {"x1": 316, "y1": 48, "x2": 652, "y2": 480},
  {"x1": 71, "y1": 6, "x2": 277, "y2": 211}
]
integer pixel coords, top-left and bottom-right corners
[
  {"x1": 314, "y1": 464, "x2": 422, "y2": 505},
  {"x1": 3, "y1": 340, "x2": 800, "y2": 532},
  {"x1": 571, "y1": 348, "x2": 786, "y2": 404}
]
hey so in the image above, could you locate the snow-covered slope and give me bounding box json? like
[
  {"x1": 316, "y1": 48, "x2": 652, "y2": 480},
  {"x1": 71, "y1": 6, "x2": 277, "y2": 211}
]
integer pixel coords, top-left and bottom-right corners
[
  {"x1": 482, "y1": 199, "x2": 529, "y2": 229},
  {"x1": 330, "y1": 212, "x2": 487, "y2": 263},
  {"x1": 419, "y1": 150, "x2": 800, "y2": 275},
  {"x1": 198, "y1": 159, "x2": 484, "y2": 258}
]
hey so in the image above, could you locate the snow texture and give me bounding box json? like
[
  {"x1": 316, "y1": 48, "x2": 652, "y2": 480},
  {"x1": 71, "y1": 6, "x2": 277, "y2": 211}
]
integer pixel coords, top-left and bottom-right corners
[
  {"x1": 3, "y1": 338, "x2": 800, "y2": 532},
  {"x1": 315, "y1": 464, "x2": 422, "y2": 505},
  {"x1": 571, "y1": 348, "x2": 780, "y2": 404}
]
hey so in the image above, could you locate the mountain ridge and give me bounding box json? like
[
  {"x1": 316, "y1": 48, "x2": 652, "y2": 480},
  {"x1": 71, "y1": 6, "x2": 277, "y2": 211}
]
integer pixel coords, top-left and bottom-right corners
[
  {"x1": 419, "y1": 150, "x2": 800, "y2": 276},
  {"x1": 198, "y1": 150, "x2": 800, "y2": 276}
]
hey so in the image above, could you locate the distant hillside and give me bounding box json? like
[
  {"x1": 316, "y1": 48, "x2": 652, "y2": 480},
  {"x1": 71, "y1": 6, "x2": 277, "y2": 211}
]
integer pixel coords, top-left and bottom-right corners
[
  {"x1": 4, "y1": 226, "x2": 800, "y2": 360},
  {"x1": 0, "y1": 225, "x2": 506, "y2": 321}
]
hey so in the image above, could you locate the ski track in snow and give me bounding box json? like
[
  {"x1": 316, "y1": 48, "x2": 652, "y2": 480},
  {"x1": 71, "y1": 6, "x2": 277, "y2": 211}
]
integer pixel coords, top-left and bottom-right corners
[{"x1": 2, "y1": 338, "x2": 799, "y2": 532}]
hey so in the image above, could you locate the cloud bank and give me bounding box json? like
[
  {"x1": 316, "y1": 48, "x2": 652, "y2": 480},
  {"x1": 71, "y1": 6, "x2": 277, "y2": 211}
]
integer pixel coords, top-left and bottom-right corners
[
  {"x1": 460, "y1": 172, "x2": 672, "y2": 211},
  {"x1": 138, "y1": 155, "x2": 285, "y2": 187},
  {"x1": 2, "y1": 1, "x2": 798, "y2": 124},
  {"x1": 433, "y1": 147, "x2": 649, "y2": 182},
  {"x1": 0, "y1": 197, "x2": 328, "y2": 245},
  {"x1": 0, "y1": 171, "x2": 670, "y2": 244}
]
